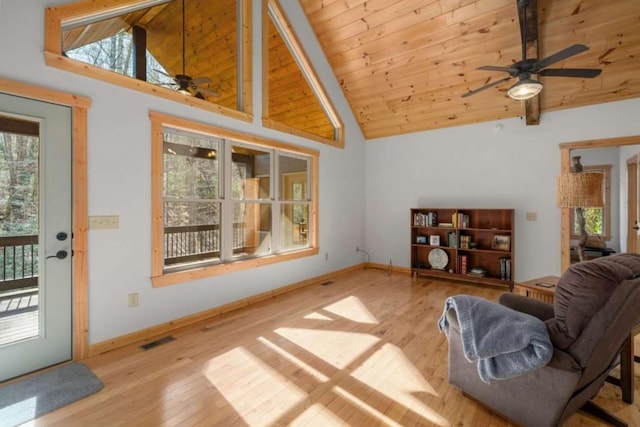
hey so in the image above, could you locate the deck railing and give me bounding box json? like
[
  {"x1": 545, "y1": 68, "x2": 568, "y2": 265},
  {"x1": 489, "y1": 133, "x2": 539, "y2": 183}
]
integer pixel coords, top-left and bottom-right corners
[
  {"x1": 0, "y1": 235, "x2": 38, "y2": 293},
  {"x1": 164, "y1": 223, "x2": 248, "y2": 266}
]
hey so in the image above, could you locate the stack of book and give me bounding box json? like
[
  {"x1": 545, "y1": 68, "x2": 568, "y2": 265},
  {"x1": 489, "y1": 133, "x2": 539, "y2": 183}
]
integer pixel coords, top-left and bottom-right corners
[{"x1": 467, "y1": 267, "x2": 486, "y2": 277}]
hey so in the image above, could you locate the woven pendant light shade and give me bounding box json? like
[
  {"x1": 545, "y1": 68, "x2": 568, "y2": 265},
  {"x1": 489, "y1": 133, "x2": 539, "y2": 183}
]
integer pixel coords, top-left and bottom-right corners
[{"x1": 556, "y1": 172, "x2": 604, "y2": 208}]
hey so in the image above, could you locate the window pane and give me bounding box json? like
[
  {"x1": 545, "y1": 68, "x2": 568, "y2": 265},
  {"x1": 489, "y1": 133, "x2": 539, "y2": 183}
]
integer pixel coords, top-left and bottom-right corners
[
  {"x1": 232, "y1": 145, "x2": 271, "y2": 200},
  {"x1": 62, "y1": 0, "x2": 242, "y2": 109},
  {"x1": 163, "y1": 130, "x2": 220, "y2": 270},
  {"x1": 164, "y1": 132, "x2": 220, "y2": 199},
  {"x1": 233, "y1": 202, "x2": 271, "y2": 258},
  {"x1": 279, "y1": 155, "x2": 308, "y2": 201},
  {"x1": 164, "y1": 201, "x2": 221, "y2": 268},
  {"x1": 281, "y1": 203, "x2": 309, "y2": 250}
]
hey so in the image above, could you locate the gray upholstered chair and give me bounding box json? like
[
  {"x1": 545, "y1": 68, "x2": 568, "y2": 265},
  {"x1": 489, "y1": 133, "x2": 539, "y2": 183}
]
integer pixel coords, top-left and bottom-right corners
[{"x1": 445, "y1": 253, "x2": 640, "y2": 427}]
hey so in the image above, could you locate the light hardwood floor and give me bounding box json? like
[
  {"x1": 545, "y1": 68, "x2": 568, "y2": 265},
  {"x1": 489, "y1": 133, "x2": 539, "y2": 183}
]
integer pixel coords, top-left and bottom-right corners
[{"x1": 29, "y1": 269, "x2": 640, "y2": 426}]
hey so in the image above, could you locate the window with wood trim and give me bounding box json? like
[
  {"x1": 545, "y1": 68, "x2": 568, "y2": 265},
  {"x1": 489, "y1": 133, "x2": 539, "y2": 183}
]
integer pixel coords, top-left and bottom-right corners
[
  {"x1": 262, "y1": 0, "x2": 344, "y2": 147},
  {"x1": 571, "y1": 164, "x2": 612, "y2": 240},
  {"x1": 44, "y1": 0, "x2": 253, "y2": 121},
  {"x1": 150, "y1": 112, "x2": 318, "y2": 286}
]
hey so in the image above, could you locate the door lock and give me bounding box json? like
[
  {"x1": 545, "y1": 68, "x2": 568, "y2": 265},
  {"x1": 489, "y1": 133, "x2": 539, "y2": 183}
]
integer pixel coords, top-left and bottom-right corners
[
  {"x1": 46, "y1": 250, "x2": 68, "y2": 260},
  {"x1": 56, "y1": 232, "x2": 68, "y2": 241}
]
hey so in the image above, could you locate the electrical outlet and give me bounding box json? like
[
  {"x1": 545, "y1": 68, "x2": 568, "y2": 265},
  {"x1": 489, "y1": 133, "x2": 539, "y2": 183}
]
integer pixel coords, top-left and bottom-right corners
[
  {"x1": 128, "y1": 293, "x2": 139, "y2": 308},
  {"x1": 89, "y1": 215, "x2": 119, "y2": 230},
  {"x1": 526, "y1": 212, "x2": 538, "y2": 221}
]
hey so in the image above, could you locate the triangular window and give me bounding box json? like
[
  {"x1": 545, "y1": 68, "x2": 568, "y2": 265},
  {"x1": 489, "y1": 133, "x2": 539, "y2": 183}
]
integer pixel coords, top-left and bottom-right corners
[{"x1": 263, "y1": 0, "x2": 343, "y2": 147}]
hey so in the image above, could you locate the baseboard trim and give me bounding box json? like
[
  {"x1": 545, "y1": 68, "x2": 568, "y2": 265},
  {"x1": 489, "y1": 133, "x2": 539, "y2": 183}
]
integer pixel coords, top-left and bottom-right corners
[{"x1": 88, "y1": 263, "x2": 367, "y2": 356}]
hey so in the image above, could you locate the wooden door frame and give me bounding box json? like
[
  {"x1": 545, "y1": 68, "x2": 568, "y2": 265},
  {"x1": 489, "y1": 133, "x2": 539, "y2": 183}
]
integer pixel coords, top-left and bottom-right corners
[
  {"x1": 627, "y1": 155, "x2": 639, "y2": 253},
  {"x1": 0, "y1": 77, "x2": 91, "y2": 360},
  {"x1": 559, "y1": 135, "x2": 640, "y2": 272}
]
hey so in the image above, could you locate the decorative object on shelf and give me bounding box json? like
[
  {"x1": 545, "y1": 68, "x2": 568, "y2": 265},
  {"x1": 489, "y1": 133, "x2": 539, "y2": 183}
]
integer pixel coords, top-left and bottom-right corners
[
  {"x1": 429, "y1": 235, "x2": 441, "y2": 246},
  {"x1": 428, "y1": 248, "x2": 448, "y2": 270},
  {"x1": 491, "y1": 235, "x2": 511, "y2": 251},
  {"x1": 416, "y1": 235, "x2": 427, "y2": 244},
  {"x1": 556, "y1": 156, "x2": 604, "y2": 262}
]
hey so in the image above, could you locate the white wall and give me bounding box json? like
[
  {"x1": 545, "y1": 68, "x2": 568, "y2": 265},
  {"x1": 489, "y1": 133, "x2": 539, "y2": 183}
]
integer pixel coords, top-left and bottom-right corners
[
  {"x1": 0, "y1": 0, "x2": 367, "y2": 343},
  {"x1": 364, "y1": 98, "x2": 640, "y2": 282}
]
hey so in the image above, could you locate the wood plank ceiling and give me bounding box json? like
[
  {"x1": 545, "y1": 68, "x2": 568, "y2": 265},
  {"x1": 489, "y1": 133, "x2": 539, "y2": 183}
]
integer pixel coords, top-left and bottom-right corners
[{"x1": 299, "y1": 0, "x2": 640, "y2": 139}]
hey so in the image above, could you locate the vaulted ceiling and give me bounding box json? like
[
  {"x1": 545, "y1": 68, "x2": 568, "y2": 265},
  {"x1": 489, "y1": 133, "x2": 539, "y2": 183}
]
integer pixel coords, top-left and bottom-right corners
[
  {"x1": 58, "y1": 0, "x2": 640, "y2": 142},
  {"x1": 299, "y1": 0, "x2": 640, "y2": 139}
]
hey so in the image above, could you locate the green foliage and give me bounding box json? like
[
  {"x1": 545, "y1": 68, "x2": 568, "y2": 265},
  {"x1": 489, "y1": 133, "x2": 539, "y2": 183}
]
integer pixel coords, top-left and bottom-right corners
[{"x1": 0, "y1": 132, "x2": 39, "y2": 237}]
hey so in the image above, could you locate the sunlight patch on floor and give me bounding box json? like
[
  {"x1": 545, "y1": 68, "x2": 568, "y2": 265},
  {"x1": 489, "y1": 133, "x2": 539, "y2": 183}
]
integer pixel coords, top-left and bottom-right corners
[
  {"x1": 351, "y1": 343, "x2": 447, "y2": 426},
  {"x1": 257, "y1": 336, "x2": 329, "y2": 382},
  {"x1": 323, "y1": 296, "x2": 379, "y2": 324},
  {"x1": 303, "y1": 312, "x2": 333, "y2": 321},
  {"x1": 333, "y1": 386, "x2": 403, "y2": 427},
  {"x1": 0, "y1": 396, "x2": 36, "y2": 427},
  {"x1": 289, "y1": 402, "x2": 347, "y2": 426},
  {"x1": 203, "y1": 346, "x2": 306, "y2": 427},
  {"x1": 275, "y1": 327, "x2": 380, "y2": 369}
]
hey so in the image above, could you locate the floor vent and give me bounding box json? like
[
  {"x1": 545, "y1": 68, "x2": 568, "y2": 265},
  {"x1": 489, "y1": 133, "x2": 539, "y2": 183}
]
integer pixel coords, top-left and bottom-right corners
[
  {"x1": 320, "y1": 281, "x2": 334, "y2": 286},
  {"x1": 140, "y1": 335, "x2": 175, "y2": 350}
]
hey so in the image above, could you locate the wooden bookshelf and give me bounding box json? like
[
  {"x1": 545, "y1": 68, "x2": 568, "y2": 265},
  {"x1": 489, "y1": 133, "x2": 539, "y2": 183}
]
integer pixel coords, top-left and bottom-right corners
[{"x1": 410, "y1": 208, "x2": 515, "y2": 290}]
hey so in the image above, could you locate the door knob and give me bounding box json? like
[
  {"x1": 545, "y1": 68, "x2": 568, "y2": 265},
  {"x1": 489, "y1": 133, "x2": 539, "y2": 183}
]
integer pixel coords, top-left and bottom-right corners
[{"x1": 46, "y1": 250, "x2": 68, "y2": 260}]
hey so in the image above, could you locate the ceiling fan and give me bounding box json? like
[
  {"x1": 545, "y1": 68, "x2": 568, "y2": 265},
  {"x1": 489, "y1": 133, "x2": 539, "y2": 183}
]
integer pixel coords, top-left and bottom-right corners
[
  {"x1": 462, "y1": 0, "x2": 602, "y2": 100},
  {"x1": 155, "y1": 0, "x2": 219, "y2": 99}
]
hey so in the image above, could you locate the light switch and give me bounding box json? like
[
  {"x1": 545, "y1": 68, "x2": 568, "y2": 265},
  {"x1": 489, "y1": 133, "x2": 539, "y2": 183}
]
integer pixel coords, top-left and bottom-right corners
[
  {"x1": 89, "y1": 215, "x2": 119, "y2": 230},
  {"x1": 526, "y1": 212, "x2": 537, "y2": 221}
]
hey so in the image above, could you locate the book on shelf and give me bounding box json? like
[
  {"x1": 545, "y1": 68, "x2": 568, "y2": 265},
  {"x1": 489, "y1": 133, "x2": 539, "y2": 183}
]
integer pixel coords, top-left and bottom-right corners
[
  {"x1": 499, "y1": 257, "x2": 512, "y2": 281},
  {"x1": 438, "y1": 222, "x2": 453, "y2": 227},
  {"x1": 428, "y1": 211, "x2": 438, "y2": 226},
  {"x1": 458, "y1": 255, "x2": 468, "y2": 275},
  {"x1": 448, "y1": 231, "x2": 456, "y2": 248},
  {"x1": 457, "y1": 213, "x2": 470, "y2": 228},
  {"x1": 459, "y1": 235, "x2": 470, "y2": 249}
]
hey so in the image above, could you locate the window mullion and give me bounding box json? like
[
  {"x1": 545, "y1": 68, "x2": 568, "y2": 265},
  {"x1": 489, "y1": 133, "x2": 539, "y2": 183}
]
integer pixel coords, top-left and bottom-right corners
[
  {"x1": 221, "y1": 139, "x2": 234, "y2": 261},
  {"x1": 271, "y1": 150, "x2": 280, "y2": 253}
]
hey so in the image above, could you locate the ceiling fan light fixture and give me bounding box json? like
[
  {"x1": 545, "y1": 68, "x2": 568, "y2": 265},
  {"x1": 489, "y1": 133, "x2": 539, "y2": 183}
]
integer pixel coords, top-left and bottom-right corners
[{"x1": 507, "y1": 78, "x2": 543, "y2": 100}]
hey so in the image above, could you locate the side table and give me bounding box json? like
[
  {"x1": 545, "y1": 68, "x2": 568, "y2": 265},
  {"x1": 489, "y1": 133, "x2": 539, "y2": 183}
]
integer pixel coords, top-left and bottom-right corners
[{"x1": 514, "y1": 275, "x2": 559, "y2": 304}]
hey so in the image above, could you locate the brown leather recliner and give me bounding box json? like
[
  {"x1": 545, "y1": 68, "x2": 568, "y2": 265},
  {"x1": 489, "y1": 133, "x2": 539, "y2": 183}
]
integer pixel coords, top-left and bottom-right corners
[{"x1": 445, "y1": 253, "x2": 640, "y2": 426}]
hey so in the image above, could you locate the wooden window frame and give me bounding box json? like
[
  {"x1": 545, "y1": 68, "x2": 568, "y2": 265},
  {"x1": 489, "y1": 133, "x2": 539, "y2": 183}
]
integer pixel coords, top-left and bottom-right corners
[
  {"x1": 44, "y1": 0, "x2": 253, "y2": 123},
  {"x1": 262, "y1": 0, "x2": 344, "y2": 148},
  {"x1": 150, "y1": 112, "x2": 319, "y2": 287},
  {"x1": 569, "y1": 164, "x2": 612, "y2": 241}
]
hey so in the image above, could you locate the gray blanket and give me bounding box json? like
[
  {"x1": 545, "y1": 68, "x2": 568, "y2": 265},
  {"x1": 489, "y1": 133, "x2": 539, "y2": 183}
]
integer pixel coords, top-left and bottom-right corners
[{"x1": 438, "y1": 295, "x2": 553, "y2": 383}]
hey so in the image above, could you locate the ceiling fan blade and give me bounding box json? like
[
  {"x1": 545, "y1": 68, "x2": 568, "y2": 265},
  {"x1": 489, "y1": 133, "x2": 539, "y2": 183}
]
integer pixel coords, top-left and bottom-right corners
[
  {"x1": 462, "y1": 76, "x2": 513, "y2": 98},
  {"x1": 477, "y1": 65, "x2": 514, "y2": 73},
  {"x1": 196, "y1": 87, "x2": 221, "y2": 98},
  {"x1": 190, "y1": 77, "x2": 212, "y2": 86},
  {"x1": 538, "y1": 68, "x2": 602, "y2": 78},
  {"x1": 533, "y1": 44, "x2": 589, "y2": 71}
]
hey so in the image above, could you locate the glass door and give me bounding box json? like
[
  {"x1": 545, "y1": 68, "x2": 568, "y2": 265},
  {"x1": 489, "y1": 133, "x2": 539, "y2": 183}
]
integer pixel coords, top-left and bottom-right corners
[{"x1": 0, "y1": 93, "x2": 72, "y2": 382}]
